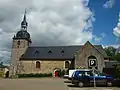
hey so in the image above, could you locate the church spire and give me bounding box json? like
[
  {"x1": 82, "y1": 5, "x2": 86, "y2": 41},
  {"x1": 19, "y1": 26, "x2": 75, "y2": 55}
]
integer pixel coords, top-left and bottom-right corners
[{"x1": 21, "y1": 9, "x2": 28, "y2": 30}]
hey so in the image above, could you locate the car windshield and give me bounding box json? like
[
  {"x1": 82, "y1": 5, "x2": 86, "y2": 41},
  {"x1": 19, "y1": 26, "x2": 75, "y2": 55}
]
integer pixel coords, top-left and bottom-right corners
[{"x1": 77, "y1": 71, "x2": 93, "y2": 76}]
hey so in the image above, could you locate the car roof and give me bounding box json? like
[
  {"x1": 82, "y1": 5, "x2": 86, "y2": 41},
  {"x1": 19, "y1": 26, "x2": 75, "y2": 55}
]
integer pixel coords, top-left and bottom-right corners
[{"x1": 75, "y1": 69, "x2": 92, "y2": 72}]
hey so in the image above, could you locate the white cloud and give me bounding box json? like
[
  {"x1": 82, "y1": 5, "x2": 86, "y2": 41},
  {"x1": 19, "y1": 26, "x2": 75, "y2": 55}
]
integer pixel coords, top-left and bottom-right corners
[
  {"x1": 103, "y1": 45, "x2": 119, "y2": 49},
  {"x1": 93, "y1": 33, "x2": 106, "y2": 43},
  {"x1": 113, "y1": 13, "x2": 120, "y2": 37},
  {"x1": 103, "y1": 0, "x2": 115, "y2": 8},
  {"x1": 27, "y1": 0, "x2": 95, "y2": 46},
  {"x1": 0, "y1": 0, "x2": 95, "y2": 64}
]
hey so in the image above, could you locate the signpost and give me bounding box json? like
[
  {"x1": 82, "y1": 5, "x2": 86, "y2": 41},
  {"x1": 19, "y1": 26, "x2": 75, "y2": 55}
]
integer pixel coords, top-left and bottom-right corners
[
  {"x1": 89, "y1": 59, "x2": 97, "y2": 87},
  {"x1": 92, "y1": 67, "x2": 96, "y2": 87},
  {"x1": 89, "y1": 59, "x2": 96, "y2": 67}
]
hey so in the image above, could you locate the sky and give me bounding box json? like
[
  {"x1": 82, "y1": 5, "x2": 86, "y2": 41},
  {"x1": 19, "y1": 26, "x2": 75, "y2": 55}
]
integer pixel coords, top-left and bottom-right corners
[{"x1": 0, "y1": 0, "x2": 120, "y2": 64}]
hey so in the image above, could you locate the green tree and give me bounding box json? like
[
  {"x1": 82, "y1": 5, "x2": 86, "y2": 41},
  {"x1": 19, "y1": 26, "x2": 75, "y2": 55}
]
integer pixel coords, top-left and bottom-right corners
[
  {"x1": 104, "y1": 46, "x2": 116, "y2": 60},
  {"x1": 114, "y1": 53, "x2": 120, "y2": 61},
  {"x1": 115, "y1": 64, "x2": 120, "y2": 78}
]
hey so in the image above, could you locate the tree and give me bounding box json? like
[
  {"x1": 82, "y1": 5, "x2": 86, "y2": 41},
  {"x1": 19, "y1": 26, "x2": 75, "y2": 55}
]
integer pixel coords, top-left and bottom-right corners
[
  {"x1": 104, "y1": 46, "x2": 116, "y2": 60},
  {"x1": 115, "y1": 64, "x2": 120, "y2": 78},
  {"x1": 115, "y1": 53, "x2": 120, "y2": 62}
]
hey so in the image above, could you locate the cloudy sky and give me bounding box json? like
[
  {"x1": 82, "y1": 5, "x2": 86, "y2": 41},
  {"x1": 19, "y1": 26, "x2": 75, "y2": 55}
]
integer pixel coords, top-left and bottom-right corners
[{"x1": 0, "y1": 0, "x2": 120, "y2": 64}]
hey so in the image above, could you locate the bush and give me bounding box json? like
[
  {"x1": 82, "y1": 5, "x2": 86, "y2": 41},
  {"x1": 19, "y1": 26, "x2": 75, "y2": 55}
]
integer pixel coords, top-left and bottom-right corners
[
  {"x1": 0, "y1": 71, "x2": 4, "y2": 77},
  {"x1": 115, "y1": 64, "x2": 120, "y2": 79},
  {"x1": 57, "y1": 69, "x2": 65, "y2": 77},
  {"x1": 17, "y1": 73, "x2": 52, "y2": 78}
]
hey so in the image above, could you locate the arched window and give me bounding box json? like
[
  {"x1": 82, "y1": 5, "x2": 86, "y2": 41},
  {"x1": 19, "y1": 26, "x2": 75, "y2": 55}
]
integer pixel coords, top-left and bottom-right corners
[
  {"x1": 65, "y1": 61, "x2": 69, "y2": 68},
  {"x1": 36, "y1": 61, "x2": 40, "y2": 68}
]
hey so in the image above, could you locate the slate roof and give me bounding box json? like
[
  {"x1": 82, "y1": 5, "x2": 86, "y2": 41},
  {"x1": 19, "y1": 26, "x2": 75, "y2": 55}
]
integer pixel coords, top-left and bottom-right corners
[
  {"x1": 20, "y1": 45, "x2": 107, "y2": 60},
  {"x1": 0, "y1": 64, "x2": 8, "y2": 68}
]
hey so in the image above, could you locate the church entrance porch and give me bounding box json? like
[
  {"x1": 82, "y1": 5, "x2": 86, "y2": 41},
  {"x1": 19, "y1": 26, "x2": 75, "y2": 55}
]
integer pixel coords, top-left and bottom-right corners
[{"x1": 53, "y1": 68, "x2": 61, "y2": 77}]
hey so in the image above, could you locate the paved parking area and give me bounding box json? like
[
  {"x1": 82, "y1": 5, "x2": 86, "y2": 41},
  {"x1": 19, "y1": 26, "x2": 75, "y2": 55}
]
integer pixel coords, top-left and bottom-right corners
[
  {"x1": 0, "y1": 78, "x2": 68, "y2": 90},
  {"x1": 63, "y1": 79, "x2": 120, "y2": 90},
  {"x1": 0, "y1": 78, "x2": 120, "y2": 90}
]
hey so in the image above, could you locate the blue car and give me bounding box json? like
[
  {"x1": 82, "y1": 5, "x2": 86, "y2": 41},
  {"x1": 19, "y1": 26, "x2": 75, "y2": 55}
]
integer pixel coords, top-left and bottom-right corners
[{"x1": 71, "y1": 69, "x2": 113, "y2": 87}]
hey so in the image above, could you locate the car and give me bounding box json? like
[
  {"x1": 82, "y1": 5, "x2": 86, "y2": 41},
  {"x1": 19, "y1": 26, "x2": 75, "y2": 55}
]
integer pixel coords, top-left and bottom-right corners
[
  {"x1": 63, "y1": 74, "x2": 69, "y2": 78},
  {"x1": 68, "y1": 69, "x2": 77, "y2": 80},
  {"x1": 71, "y1": 69, "x2": 113, "y2": 87}
]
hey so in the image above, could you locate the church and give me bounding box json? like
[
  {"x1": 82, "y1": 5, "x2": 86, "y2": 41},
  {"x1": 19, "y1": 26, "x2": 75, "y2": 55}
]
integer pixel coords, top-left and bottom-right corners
[{"x1": 9, "y1": 11, "x2": 108, "y2": 77}]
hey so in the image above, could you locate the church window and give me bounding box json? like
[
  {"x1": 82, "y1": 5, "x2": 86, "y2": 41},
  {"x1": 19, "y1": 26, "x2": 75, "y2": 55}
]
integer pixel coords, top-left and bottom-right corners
[
  {"x1": 36, "y1": 61, "x2": 40, "y2": 68},
  {"x1": 17, "y1": 40, "x2": 20, "y2": 45},
  {"x1": 65, "y1": 61, "x2": 70, "y2": 68},
  {"x1": 35, "y1": 51, "x2": 40, "y2": 56},
  {"x1": 61, "y1": 50, "x2": 64, "y2": 53}
]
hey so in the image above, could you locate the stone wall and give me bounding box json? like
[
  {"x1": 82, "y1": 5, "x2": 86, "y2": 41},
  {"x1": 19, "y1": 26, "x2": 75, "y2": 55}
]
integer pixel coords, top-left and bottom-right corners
[
  {"x1": 19, "y1": 60, "x2": 71, "y2": 74},
  {"x1": 75, "y1": 42, "x2": 105, "y2": 72},
  {"x1": 9, "y1": 39, "x2": 29, "y2": 77}
]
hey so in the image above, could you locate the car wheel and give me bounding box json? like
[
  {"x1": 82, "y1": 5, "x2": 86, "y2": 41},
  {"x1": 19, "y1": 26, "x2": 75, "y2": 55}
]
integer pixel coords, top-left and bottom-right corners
[
  {"x1": 78, "y1": 82, "x2": 84, "y2": 87},
  {"x1": 107, "y1": 81, "x2": 112, "y2": 87}
]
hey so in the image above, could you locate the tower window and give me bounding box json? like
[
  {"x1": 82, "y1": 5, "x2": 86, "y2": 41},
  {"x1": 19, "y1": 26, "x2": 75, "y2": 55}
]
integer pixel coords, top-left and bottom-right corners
[
  {"x1": 17, "y1": 40, "x2": 20, "y2": 45},
  {"x1": 36, "y1": 61, "x2": 40, "y2": 68}
]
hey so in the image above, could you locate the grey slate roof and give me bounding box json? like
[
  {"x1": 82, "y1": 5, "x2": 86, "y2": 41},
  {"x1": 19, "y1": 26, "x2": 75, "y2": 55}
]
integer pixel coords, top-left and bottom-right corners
[
  {"x1": 20, "y1": 45, "x2": 107, "y2": 60},
  {"x1": 0, "y1": 64, "x2": 8, "y2": 68}
]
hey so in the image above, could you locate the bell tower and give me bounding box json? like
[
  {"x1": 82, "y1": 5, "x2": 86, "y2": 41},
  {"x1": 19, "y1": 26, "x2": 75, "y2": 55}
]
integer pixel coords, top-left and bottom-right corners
[{"x1": 9, "y1": 10, "x2": 32, "y2": 77}]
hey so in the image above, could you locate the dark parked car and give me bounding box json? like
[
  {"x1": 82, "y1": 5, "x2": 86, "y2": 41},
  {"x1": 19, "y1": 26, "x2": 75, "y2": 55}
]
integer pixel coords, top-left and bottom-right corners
[{"x1": 71, "y1": 69, "x2": 113, "y2": 87}]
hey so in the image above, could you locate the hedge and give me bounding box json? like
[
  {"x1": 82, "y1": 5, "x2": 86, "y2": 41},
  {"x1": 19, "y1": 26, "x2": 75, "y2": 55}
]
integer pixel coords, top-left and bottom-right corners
[
  {"x1": 0, "y1": 71, "x2": 4, "y2": 77},
  {"x1": 17, "y1": 73, "x2": 53, "y2": 78}
]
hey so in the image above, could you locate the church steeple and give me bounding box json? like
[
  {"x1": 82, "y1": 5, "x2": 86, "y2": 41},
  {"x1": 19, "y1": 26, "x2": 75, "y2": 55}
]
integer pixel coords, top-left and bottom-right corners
[
  {"x1": 21, "y1": 9, "x2": 28, "y2": 30},
  {"x1": 13, "y1": 9, "x2": 31, "y2": 43}
]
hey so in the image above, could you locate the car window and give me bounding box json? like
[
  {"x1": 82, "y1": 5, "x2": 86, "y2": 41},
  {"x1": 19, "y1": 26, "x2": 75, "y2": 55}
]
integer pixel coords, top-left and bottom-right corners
[
  {"x1": 78, "y1": 71, "x2": 85, "y2": 76},
  {"x1": 99, "y1": 72, "x2": 106, "y2": 76},
  {"x1": 78, "y1": 71, "x2": 93, "y2": 76},
  {"x1": 92, "y1": 70, "x2": 100, "y2": 76},
  {"x1": 85, "y1": 71, "x2": 93, "y2": 76}
]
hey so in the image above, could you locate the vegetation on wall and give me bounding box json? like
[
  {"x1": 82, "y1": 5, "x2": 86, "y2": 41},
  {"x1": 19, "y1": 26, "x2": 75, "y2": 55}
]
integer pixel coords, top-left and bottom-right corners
[
  {"x1": 59, "y1": 69, "x2": 65, "y2": 77},
  {"x1": 0, "y1": 71, "x2": 4, "y2": 77}
]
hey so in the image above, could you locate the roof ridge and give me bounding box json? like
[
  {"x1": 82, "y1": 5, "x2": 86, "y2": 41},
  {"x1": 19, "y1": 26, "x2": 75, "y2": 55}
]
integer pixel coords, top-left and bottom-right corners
[
  {"x1": 28, "y1": 45, "x2": 101, "y2": 48},
  {"x1": 28, "y1": 45, "x2": 83, "y2": 48}
]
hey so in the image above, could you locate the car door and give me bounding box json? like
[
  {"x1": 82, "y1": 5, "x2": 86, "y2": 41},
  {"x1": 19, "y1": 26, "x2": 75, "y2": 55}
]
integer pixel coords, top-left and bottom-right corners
[
  {"x1": 88, "y1": 71, "x2": 95, "y2": 86},
  {"x1": 94, "y1": 72, "x2": 107, "y2": 86},
  {"x1": 77, "y1": 71, "x2": 89, "y2": 86},
  {"x1": 88, "y1": 70, "x2": 106, "y2": 86}
]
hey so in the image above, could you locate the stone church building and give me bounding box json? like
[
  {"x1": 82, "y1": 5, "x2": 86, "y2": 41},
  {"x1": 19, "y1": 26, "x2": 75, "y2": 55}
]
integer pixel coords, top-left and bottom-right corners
[{"x1": 9, "y1": 11, "x2": 108, "y2": 77}]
